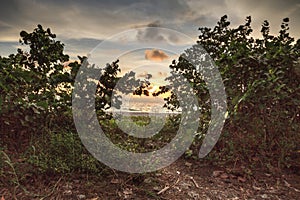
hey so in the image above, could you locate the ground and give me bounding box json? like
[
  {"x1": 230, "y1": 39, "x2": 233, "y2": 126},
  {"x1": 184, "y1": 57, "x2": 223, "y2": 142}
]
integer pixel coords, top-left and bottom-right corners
[{"x1": 1, "y1": 156, "x2": 299, "y2": 200}]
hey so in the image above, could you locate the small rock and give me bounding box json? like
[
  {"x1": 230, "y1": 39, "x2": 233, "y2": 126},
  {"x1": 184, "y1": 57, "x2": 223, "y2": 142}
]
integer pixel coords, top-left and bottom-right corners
[
  {"x1": 155, "y1": 173, "x2": 162, "y2": 177},
  {"x1": 63, "y1": 190, "x2": 72, "y2": 195},
  {"x1": 123, "y1": 188, "x2": 133, "y2": 199},
  {"x1": 144, "y1": 177, "x2": 152, "y2": 184},
  {"x1": 261, "y1": 194, "x2": 268, "y2": 199},
  {"x1": 153, "y1": 186, "x2": 160, "y2": 191},
  {"x1": 123, "y1": 188, "x2": 133, "y2": 195},
  {"x1": 77, "y1": 194, "x2": 86, "y2": 199}
]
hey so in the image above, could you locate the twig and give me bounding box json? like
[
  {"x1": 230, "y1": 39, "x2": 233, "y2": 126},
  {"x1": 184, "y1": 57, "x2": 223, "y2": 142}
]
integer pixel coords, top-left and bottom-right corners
[
  {"x1": 157, "y1": 186, "x2": 170, "y2": 195},
  {"x1": 233, "y1": 157, "x2": 239, "y2": 169},
  {"x1": 283, "y1": 180, "x2": 300, "y2": 193},
  {"x1": 190, "y1": 177, "x2": 199, "y2": 188},
  {"x1": 40, "y1": 176, "x2": 63, "y2": 200},
  {"x1": 157, "y1": 178, "x2": 180, "y2": 195}
]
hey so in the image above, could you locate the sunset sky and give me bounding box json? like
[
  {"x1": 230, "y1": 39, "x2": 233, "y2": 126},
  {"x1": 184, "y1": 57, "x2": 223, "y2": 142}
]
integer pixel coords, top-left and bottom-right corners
[{"x1": 1, "y1": 0, "x2": 299, "y2": 110}]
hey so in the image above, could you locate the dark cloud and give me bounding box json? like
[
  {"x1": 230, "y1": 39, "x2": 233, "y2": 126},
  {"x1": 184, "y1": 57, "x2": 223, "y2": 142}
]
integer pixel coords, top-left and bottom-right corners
[
  {"x1": 136, "y1": 21, "x2": 183, "y2": 44},
  {"x1": 0, "y1": 0, "x2": 22, "y2": 23},
  {"x1": 118, "y1": 0, "x2": 190, "y2": 21},
  {"x1": 145, "y1": 49, "x2": 169, "y2": 61},
  {"x1": 136, "y1": 24, "x2": 165, "y2": 42},
  {"x1": 0, "y1": 0, "x2": 300, "y2": 57},
  {"x1": 133, "y1": 21, "x2": 165, "y2": 43}
]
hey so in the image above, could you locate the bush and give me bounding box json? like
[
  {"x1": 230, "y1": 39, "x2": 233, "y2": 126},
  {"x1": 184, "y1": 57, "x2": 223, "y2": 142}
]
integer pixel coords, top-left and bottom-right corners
[
  {"x1": 27, "y1": 131, "x2": 105, "y2": 174},
  {"x1": 163, "y1": 15, "x2": 300, "y2": 168}
]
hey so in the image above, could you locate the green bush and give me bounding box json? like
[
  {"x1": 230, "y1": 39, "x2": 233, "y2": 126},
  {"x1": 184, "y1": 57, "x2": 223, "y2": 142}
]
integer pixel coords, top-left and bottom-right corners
[
  {"x1": 163, "y1": 15, "x2": 300, "y2": 168},
  {"x1": 27, "y1": 132, "x2": 105, "y2": 174}
]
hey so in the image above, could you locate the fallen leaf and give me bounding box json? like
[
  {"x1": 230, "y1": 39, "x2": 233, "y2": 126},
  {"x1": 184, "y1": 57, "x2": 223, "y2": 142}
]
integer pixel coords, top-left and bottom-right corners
[
  {"x1": 237, "y1": 176, "x2": 247, "y2": 182},
  {"x1": 185, "y1": 162, "x2": 192, "y2": 167},
  {"x1": 252, "y1": 185, "x2": 261, "y2": 191},
  {"x1": 16, "y1": 158, "x2": 26, "y2": 163},
  {"x1": 230, "y1": 174, "x2": 237, "y2": 178},
  {"x1": 212, "y1": 170, "x2": 223, "y2": 177},
  {"x1": 265, "y1": 173, "x2": 271, "y2": 177},
  {"x1": 123, "y1": 188, "x2": 133, "y2": 195},
  {"x1": 111, "y1": 179, "x2": 121, "y2": 184},
  {"x1": 63, "y1": 190, "x2": 72, "y2": 195},
  {"x1": 220, "y1": 173, "x2": 229, "y2": 179},
  {"x1": 252, "y1": 157, "x2": 259, "y2": 161}
]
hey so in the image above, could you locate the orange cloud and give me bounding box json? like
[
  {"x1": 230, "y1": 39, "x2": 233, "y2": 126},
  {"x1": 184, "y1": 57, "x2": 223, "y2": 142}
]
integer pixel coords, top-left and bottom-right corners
[{"x1": 145, "y1": 49, "x2": 169, "y2": 62}]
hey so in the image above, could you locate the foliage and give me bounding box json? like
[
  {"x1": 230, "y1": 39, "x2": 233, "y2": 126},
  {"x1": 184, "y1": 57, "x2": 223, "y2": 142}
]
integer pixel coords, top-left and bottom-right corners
[
  {"x1": 1, "y1": 17, "x2": 299, "y2": 174},
  {"x1": 0, "y1": 24, "x2": 157, "y2": 173},
  {"x1": 162, "y1": 15, "x2": 300, "y2": 167},
  {"x1": 94, "y1": 62, "x2": 151, "y2": 119},
  {"x1": 99, "y1": 116, "x2": 179, "y2": 153},
  {"x1": 0, "y1": 149, "x2": 20, "y2": 186},
  {"x1": 0, "y1": 25, "x2": 74, "y2": 138},
  {"x1": 27, "y1": 131, "x2": 105, "y2": 174}
]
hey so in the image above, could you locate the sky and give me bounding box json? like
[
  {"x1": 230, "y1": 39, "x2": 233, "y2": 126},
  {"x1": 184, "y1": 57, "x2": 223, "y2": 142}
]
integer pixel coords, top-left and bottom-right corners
[
  {"x1": 0, "y1": 0, "x2": 299, "y2": 57},
  {"x1": 0, "y1": 0, "x2": 299, "y2": 110}
]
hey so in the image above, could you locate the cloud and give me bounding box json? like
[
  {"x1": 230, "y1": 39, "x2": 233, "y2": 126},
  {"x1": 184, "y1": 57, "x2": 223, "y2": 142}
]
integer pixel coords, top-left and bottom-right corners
[
  {"x1": 223, "y1": 0, "x2": 300, "y2": 38},
  {"x1": 1, "y1": 0, "x2": 300, "y2": 57},
  {"x1": 62, "y1": 37, "x2": 103, "y2": 58},
  {"x1": 0, "y1": 41, "x2": 19, "y2": 56},
  {"x1": 145, "y1": 49, "x2": 169, "y2": 61},
  {"x1": 137, "y1": 71, "x2": 152, "y2": 79},
  {"x1": 133, "y1": 20, "x2": 161, "y2": 29},
  {"x1": 136, "y1": 21, "x2": 166, "y2": 42},
  {"x1": 0, "y1": 0, "x2": 191, "y2": 42},
  {"x1": 157, "y1": 71, "x2": 168, "y2": 77},
  {"x1": 136, "y1": 21, "x2": 184, "y2": 44}
]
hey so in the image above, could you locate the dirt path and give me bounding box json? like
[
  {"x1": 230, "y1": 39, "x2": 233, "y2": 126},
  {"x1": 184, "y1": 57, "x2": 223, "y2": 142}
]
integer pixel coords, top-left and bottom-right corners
[{"x1": 1, "y1": 158, "x2": 299, "y2": 199}]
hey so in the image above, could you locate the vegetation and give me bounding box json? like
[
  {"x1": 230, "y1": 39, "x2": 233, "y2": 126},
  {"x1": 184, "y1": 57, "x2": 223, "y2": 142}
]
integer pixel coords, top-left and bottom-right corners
[
  {"x1": 160, "y1": 15, "x2": 300, "y2": 168},
  {"x1": 0, "y1": 15, "x2": 299, "y2": 198}
]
